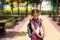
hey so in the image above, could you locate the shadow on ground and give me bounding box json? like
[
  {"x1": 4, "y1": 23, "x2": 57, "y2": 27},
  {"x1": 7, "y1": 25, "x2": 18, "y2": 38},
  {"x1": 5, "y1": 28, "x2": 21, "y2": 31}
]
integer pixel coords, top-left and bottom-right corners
[
  {"x1": 6, "y1": 31, "x2": 28, "y2": 38},
  {"x1": 15, "y1": 31, "x2": 28, "y2": 37},
  {"x1": 0, "y1": 31, "x2": 28, "y2": 40}
]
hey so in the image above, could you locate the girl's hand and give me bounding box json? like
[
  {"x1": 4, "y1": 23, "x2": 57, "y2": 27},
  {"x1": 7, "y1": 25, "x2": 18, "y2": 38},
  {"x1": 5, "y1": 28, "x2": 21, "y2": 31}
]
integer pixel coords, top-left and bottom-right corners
[
  {"x1": 41, "y1": 34, "x2": 45, "y2": 38},
  {"x1": 39, "y1": 36, "x2": 43, "y2": 39},
  {"x1": 39, "y1": 34, "x2": 45, "y2": 38},
  {"x1": 43, "y1": 34, "x2": 45, "y2": 37}
]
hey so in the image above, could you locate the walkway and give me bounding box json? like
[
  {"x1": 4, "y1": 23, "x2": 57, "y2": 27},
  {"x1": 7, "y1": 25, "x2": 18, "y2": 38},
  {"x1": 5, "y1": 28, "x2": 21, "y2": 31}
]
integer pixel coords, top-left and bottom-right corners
[
  {"x1": 46, "y1": 15, "x2": 60, "y2": 32},
  {"x1": 12, "y1": 15, "x2": 31, "y2": 40},
  {"x1": 12, "y1": 15, "x2": 60, "y2": 40},
  {"x1": 39, "y1": 15, "x2": 60, "y2": 40}
]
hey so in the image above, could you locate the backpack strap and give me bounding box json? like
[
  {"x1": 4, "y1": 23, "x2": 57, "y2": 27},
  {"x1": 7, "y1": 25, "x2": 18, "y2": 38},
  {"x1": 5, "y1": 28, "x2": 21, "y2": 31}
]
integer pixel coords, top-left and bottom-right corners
[
  {"x1": 31, "y1": 19, "x2": 36, "y2": 29},
  {"x1": 38, "y1": 18, "x2": 42, "y2": 26},
  {"x1": 31, "y1": 18, "x2": 42, "y2": 29}
]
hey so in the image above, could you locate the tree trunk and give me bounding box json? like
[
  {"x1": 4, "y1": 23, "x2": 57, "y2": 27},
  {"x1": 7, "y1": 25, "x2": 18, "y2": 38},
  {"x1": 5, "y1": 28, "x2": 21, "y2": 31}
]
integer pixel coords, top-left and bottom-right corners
[
  {"x1": 18, "y1": 0, "x2": 19, "y2": 16},
  {"x1": 56, "y1": 0, "x2": 58, "y2": 17},
  {"x1": 11, "y1": 3, "x2": 13, "y2": 15},
  {"x1": 0, "y1": 3, "x2": 2, "y2": 10},
  {"x1": 26, "y1": 0, "x2": 28, "y2": 17},
  {"x1": 52, "y1": 3, "x2": 55, "y2": 16},
  {"x1": 2, "y1": 3, "x2": 3, "y2": 13}
]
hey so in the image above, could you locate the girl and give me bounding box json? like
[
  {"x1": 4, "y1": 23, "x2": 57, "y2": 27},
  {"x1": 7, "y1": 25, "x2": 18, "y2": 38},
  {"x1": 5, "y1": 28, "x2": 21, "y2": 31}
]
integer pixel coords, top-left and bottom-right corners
[{"x1": 31, "y1": 9, "x2": 45, "y2": 40}]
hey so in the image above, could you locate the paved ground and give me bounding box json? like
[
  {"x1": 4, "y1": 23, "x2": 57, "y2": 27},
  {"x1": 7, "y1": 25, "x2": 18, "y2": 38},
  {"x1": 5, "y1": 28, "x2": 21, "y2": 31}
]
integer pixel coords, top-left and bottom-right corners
[
  {"x1": 39, "y1": 15, "x2": 60, "y2": 40},
  {"x1": 46, "y1": 15, "x2": 60, "y2": 32},
  {"x1": 11, "y1": 15, "x2": 60, "y2": 40}
]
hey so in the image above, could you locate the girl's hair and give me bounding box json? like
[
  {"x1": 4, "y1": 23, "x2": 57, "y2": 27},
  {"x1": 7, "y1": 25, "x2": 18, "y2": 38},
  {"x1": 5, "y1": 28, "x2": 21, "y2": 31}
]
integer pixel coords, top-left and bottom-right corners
[{"x1": 31, "y1": 9, "x2": 39, "y2": 16}]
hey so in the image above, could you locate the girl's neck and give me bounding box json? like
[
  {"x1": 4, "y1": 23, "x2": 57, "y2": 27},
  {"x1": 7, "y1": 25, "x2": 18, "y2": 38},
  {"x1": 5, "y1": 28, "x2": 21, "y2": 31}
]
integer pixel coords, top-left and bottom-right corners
[{"x1": 33, "y1": 18, "x2": 38, "y2": 21}]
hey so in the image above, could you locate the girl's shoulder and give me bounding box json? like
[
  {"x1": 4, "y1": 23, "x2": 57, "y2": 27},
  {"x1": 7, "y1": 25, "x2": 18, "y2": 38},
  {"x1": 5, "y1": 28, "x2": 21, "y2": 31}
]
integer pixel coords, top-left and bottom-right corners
[{"x1": 38, "y1": 18, "x2": 42, "y2": 22}]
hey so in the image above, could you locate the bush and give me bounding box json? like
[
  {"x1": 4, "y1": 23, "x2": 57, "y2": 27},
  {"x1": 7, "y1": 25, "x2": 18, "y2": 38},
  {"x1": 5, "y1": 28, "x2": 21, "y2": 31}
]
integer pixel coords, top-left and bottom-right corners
[
  {"x1": 41, "y1": 11, "x2": 50, "y2": 15},
  {"x1": 5, "y1": 22, "x2": 14, "y2": 29}
]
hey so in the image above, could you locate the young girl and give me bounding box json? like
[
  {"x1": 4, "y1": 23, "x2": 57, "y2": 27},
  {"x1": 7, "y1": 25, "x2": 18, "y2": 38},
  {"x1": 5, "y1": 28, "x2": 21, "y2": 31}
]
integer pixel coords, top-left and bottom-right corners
[{"x1": 31, "y1": 9, "x2": 45, "y2": 40}]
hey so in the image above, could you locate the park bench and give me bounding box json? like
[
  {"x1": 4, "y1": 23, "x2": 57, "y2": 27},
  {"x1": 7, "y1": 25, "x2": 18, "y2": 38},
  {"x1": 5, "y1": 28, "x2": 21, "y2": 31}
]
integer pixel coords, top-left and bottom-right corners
[
  {"x1": 52, "y1": 15, "x2": 57, "y2": 21},
  {"x1": 58, "y1": 16, "x2": 60, "y2": 26},
  {"x1": 49, "y1": 13, "x2": 52, "y2": 17},
  {"x1": 0, "y1": 20, "x2": 8, "y2": 37}
]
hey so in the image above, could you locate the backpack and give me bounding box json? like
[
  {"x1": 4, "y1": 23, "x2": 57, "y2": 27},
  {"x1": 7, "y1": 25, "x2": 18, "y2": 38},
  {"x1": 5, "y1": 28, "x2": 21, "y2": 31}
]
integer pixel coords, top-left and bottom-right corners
[{"x1": 27, "y1": 18, "x2": 42, "y2": 38}]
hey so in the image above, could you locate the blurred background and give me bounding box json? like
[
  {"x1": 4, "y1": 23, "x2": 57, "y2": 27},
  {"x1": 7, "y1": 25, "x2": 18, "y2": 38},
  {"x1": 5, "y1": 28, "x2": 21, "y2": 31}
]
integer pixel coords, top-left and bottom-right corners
[{"x1": 0, "y1": 0, "x2": 56, "y2": 15}]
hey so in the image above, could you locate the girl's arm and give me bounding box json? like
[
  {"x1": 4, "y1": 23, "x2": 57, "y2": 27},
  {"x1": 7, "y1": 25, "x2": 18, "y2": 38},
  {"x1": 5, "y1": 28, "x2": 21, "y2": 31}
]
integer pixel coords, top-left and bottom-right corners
[
  {"x1": 31, "y1": 22, "x2": 41, "y2": 38},
  {"x1": 40, "y1": 19, "x2": 45, "y2": 36},
  {"x1": 42, "y1": 25, "x2": 45, "y2": 36}
]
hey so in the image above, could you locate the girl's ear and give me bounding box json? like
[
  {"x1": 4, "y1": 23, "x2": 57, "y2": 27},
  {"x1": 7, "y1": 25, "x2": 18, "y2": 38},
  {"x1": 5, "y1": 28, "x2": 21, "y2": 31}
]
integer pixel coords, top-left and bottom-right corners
[
  {"x1": 37, "y1": 13, "x2": 40, "y2": 16},
  {"x1": 39, "y1": 11, "x2": 41, "y2": 15}
]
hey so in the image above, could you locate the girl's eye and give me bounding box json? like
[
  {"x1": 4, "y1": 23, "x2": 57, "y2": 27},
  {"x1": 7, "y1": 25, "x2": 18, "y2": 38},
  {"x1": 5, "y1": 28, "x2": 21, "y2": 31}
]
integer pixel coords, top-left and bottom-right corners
[{"x1": 34, "y1": 15, "x2": 38, "y2": 17}]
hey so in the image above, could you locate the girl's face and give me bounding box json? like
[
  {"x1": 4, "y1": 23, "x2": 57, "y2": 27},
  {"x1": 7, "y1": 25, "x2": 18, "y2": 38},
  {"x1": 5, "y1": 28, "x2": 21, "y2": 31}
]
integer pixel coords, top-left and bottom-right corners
[{"x1": 33, "y1": 11, "x2": 39, "y2": 19}]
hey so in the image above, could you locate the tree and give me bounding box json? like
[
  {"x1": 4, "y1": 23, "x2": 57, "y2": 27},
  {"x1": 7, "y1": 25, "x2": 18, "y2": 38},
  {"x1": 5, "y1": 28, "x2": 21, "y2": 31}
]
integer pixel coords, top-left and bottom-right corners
[
  {"x1": 50, "y1": 0, "x2": 59, "y2": 21},
  {"x1": 0, "y1": 0, "x2": 6, "y2": 13},
  {"x1": 10, "y1": 0, "x2": 14, "y2": 15},
  {"x1": 21, "y1": 0, "x2": 29, "y2": 16},
  {"x1": 0, "y1": 1, "x2": 2, "y2": 10},
  {"x1": 17, "y1": 0, "x2": 20, "y2": 16},
  {"x1": 26, "y1": 0, "x2": 29, "y2": 16}
]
